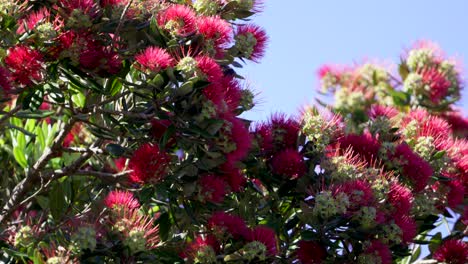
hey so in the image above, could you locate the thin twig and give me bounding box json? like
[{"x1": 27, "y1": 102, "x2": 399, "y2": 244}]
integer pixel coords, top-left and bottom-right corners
[
  {"x1": 94, "y1": 108, "x2": 155, "y2": 119},
  {"x1": 113, "y1": 0, "x2": 134, "y2": 38},
  {"x1": 0, "y1": 119, "x2": 77, "y2": 224},
  {"x1": 0, "y1": 105, "x2": 21, "y2": 128},
  {"x1": 72, "y1": 170, "x2": 130, "y2": 180}
]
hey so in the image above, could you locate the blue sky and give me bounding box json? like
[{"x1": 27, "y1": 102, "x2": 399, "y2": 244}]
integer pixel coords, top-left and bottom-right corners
[{"x1": 239, "y1": 0, "x2": 468, "y2": 121}]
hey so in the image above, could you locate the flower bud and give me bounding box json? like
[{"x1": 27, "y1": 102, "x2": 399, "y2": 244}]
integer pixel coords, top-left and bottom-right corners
[
  {"x1": 70, "y1": 226, "x2": 97, "y2": 253},
  {"x1": 124, "y1": 229, "x2": 147, "y2": 253},
  {"x1": 242, "y1": 241, "x2": 267, "y2": 261},
  {"x1": 194, "y1": 0, "x2": 220, "y2": 16},
  {"x1": 14, "y1": 226, "x2": 34, "y2": 247}
]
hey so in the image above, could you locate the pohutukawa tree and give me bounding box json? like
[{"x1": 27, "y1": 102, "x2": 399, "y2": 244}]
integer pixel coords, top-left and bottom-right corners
[{"x1": 0, "y1": 1, "x2": 466, "y2": 263}]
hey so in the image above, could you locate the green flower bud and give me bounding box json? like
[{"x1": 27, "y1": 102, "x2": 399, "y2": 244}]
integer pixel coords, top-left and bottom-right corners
[
  {"x1": 194, "y1": 0, "x2": 220, "y2": 16},
  {"x1": 234, "y1": 32, "x2": 257, "y2": 59},
  {"x1": 357, "y1": 254, "x2": 382, "y2": 264},
  {"x1": 354, "y1": 207, "x2": 377, "y2": 229},
  {"x1": 358, "y1": 63, "x2": 389, "y2": 85},
  {"x1": 403, "y1": 72, "x2": 423, "y2": 93},
  {"x1": 35, "y1": 22, "x2": 57, "y2": 42},
  {"x1": 14, "y1": 226, "x2": 34, "y2": 247},
  {"x1": 414, "y1": 136, "x2": 435, "y2": 161},
  {"x1": 66, "y1": 10, "x2": 92, "y2": 29},
  {"x1": 380, "y1": 223, "x2": 402, "y2": 244},
  {"x1": 124, "y1": 229, "x2": 147, "y2": 253},
  {"x1": 177, "y1": 56, "x2": 199, "y2": 77},
  {"x1": 412, "y1": 192, "x2": 438, "y2": 216},
  {"x1": 71, "y1": 226, "x2": 97, "y2": 253},
  {"x1": 195, "y1": 245, "x2": 217, "y2": 264},
  {"x1": 235, "y1": 0, "x2": 255, "y2": 10},
  {"x1": 242, "y1": 241, "x2": 267, "y2": 261},
  {"x1": 407, "y1": 49, "x2": 436, "y2": 71},
  {"x1": 240, "y1": 89, "x2": 255, "y2": 111},
  {"x1": 302, "y1": 111, "x2": 333, "y2": 152},
  {"x1": 313, "y1": 191, "x2": 349, "y2": 219},
  {"x1": 335, "y1": 90, "x2": 366, "y2": 113},
  {"x1": 47, "y1": 257, "x2": 68, "y2": 264}
]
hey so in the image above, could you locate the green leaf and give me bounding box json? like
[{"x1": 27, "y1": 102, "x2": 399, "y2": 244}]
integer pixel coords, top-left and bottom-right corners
[
  {"x1": 21, "y1": 85, "x2": 44, "y2": 111},
  {"x1": 13, "y1": 146, "x2": 27, "y2": 168},
  {"x1": 15, "y1": 110, "x2": 55, "y2": 119},
  {"x1": 428, "y1": 232, "x2": 443, "y2": 253},
  {"x1": 409, "y1": 245, "x2": 421, "y2": 262},
  {"x1": 107, "y1": 77, "x2": 123, "y2": 96},
  {"x1": 106, "y1": 143, "x2": 126, "y2": 157},
  {"x1": 388, "y1": 89, "x2": 409, "y2": 106},
  {"x1": 399, "y1": 62, "x2": 410, "y2": 80},
  {"x1": 49, "y1": 180, "x2": 70, "y2": 221},
  {"x1": 432, "y1": 150, "x2": 446, "y2": 160},
  {"x1": 157, "y1": 212, "x2": 171, "y2": 242},
  {"x1": 174, "y1": 81, "x2": 193, "y2": 97}
]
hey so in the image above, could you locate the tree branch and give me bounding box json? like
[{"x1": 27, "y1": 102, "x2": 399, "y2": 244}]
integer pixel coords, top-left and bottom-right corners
[
  {"x1": 0, "y1": 105, "x2": 21, "y2": 127},
  {"x1": 0, "y1": 118, "x2": 77, "y2": 224}
]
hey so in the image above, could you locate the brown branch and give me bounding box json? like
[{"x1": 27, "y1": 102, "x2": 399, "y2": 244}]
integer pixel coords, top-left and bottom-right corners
[
  {"x1": 16, "y1": 140, "x2": 105, "y2": 210},
  {"x1": 0, "y1": 105, "x2": 21, "y2": 127},
  {"x1": 94, "y1": 108, "x2": 155, "y2": 119},
  {"x1": 72, "y1": 170, "x2": 130, "y2": 180},
  {"x1": 0, "y1": 118, "x2": 77, "y2": 224}
]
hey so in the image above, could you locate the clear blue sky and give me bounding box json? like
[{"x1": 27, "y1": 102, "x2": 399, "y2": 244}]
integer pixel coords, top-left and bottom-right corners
[{"x1": 240, "y1": 0, "x2": 468, "y2": 121}]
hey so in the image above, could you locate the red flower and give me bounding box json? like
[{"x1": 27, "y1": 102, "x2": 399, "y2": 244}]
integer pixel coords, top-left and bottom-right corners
[
  {"x1": 333, "y1": 179, "x2": 375, "y2": 210},
  {"x1": 394, "y1": 215, "x2": 417, "y2": 244},
  {"x1": 79, "y1": 42, "x2": 122, "y2": 75},
  {"x1": 222, "y1": 116, "x2": 252, "y2": 163},
  {"x1": 150, "y1": 119, "x2": 175, "y2": 147},
  {"x1": 296, "y1": 240, "x2": 326, "y2": 264},
  {"x1": 114, "y1": 157, "x2": 127, "y2": 172},
  {"x1": 197, "y1": 16, "x2": 232, "y2": 49},
  {"x1": 17, "y1": 7, "x2": 50, "y2": 34},
  {"x1": 128, "y1": 143, "x2": 170, "y2": 184},
  {"x1": 4, "y1": 45, "x2": 44, "y2": 87},
  {"x1": 60, "y1": 0, "x2": 100, "y2": 18},
  {"x1": 104, "y1": 190, "x2": 140, "y2": 210},
  {"x1": 363, "y1": 240, "x2": 392, "y2": 264},
  {"x1": 110, "y1": 208, "x2": 160, "y2": 251},
  {"x1": 393, "y1": 143, "x2": 433, "y2": 192},
  {"x1": 338, "y1": 132, "x2": 381, "y2": 165},
  {"x1": 433, "y1": 239, "x2": 468, "y2": 264},
  {"x1": 195, "y1": 55, "x2": 223, "y2": 83},
  {"x1": 234, "y1": 24, "x2": 268, "y2": 62},
  {"x1": 246, "y1": 226, "x2": 278, "y2": 256},
  {"x1": 0, "y1": 67, "x2": 12, "y2": 94},
  {"x1": 368, "y1": 105, "x2": 398, "y2": 120},
  {"x1": 223, "y1": 77, "x2": 243, "y2": 113},
  {"x1": 135, "y1": 47, "x2": 174, "y2": 73},
  {"x1": 267, "y1": 113, "x2": 300, "y2": 150},
  {"x1": 207, "y1": 211, "x2": 249, "y2": 239},
  {"x1": 443, "y1": 110, "x2": 468, "y2": 138},
  {"x1": 198, "y1": 174, "x2": 228, "y2": 204},
  {"x1": 220, "y1": 162, "x2": 246, "y2": 192},
  {"x1": 317, "y1": 64, "x2": 344, "y2": 80},
  {"x1": 444, "y1": 178, "x2": 465, "y2": 208},
  {"x1": 100, "y1": 0, "x2": 127, "y2": 7},
  {"x1": 401, "y1": 110, "x2": 451, "y2": 147},
  {"x1": 157, "y1": 4, "x2": 197, "y2": 36},
  {"x1": 184, "y1": 235, "x2": 220, "y2": 260},
  {"x1": 270, "y1": 149, "x2": 306, "y2": 179},
  {"x1": 203, "y1": 76, "x2": 242, "y2": 113},
  {"x1": 387, "y1": 182, "x2": 413, "y2": 216},
  {"x1": 419, "y1": 67, "x2": 452, "y2": 104}
]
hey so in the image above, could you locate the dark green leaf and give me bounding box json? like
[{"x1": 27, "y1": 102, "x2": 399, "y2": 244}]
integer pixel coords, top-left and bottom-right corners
[
  {"x1": 157, "y1": 212, "x2": 171, "y2": 242},
  {"x1": 106, "y1": 143, "x2": 126, "y2": 157},
  {"x1": 49, "y1": 179, "x2": 71, "y2": 221}
]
